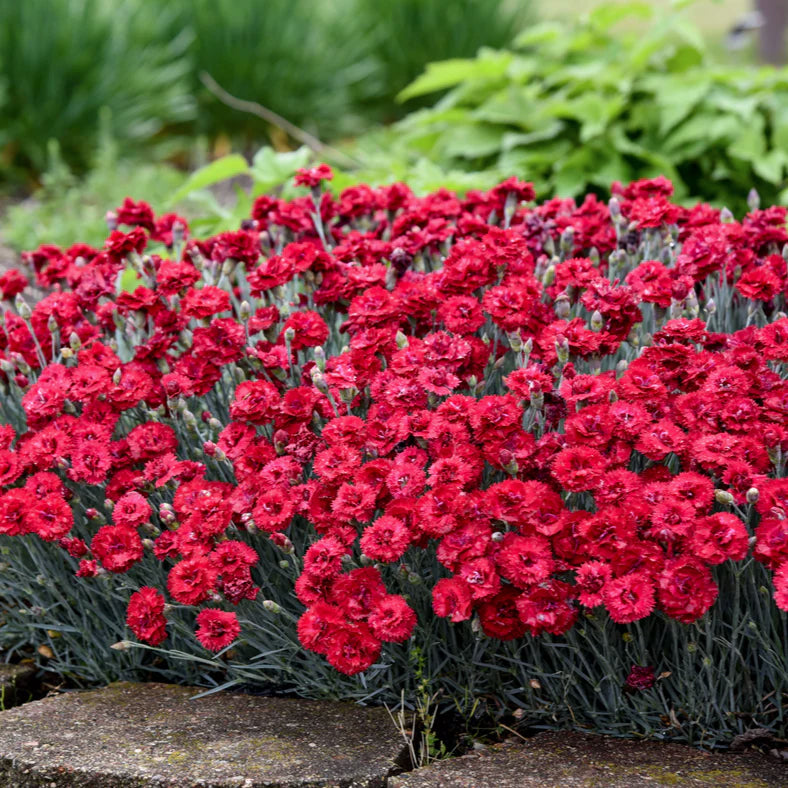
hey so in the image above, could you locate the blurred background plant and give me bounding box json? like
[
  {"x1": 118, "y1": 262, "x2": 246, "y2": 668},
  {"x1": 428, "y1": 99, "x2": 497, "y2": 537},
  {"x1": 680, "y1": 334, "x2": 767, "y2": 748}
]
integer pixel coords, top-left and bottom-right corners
[
  {"x1": 0, "y1": 0, "x2": 195, "y2": 181},
  {"x1": 348, "y1": 1, "x2": 788, "y2": 214},
  {"x1": 2, "y1": 0, "x2": 783, "y2": 240}
]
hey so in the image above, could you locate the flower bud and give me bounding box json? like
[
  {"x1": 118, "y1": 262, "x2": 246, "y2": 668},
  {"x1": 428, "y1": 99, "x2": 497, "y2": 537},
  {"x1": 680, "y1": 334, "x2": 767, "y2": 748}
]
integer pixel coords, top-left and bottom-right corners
[
  {"x1": 339, "y1": 386, "x2": 358, "y2": 404},
  {"x1": 590, "y1": 310, "x2": 604, "y2": 332},
  {"x1": 556, "y1": 338, "x2": 570, "y2": 365},
  {"x1": 395, "y1": 330, "x2": 409, "y2": 349},
  {"x1": 559, "y1": 226, "x2": 574, "y2": 254},
  {"x1": 159, "y1": 507, "x2": 176, "y2": 525},
  {"x1": 239, "y1": 301, "x2": 251, "y2": 321},
  {"x1": 529, "y1": 391, "x2": 544, "y2": 411},
  {"x1": 720, "y1": 207, "x2": 734, "y2": 223},
  {"x1": 746, "y1": 487, "x2": 759, "y2": 504},
  {"x1": 507, "y1": 330, "x2": 523, "y2": 353},
  {"x1": 283, "y1": 327, "x2": 296, "y2": 344},
  {"x1": 554, "y1": 293, "x2": 571, "y2": 320},
  {"x1": 314, "y1": 346, "x2": 326, "y2": 371},
  {"x1": 714, "y1": 490, "x2": 735, "y2": 506},
  {"x1": 263, "y1": 600, "x2": 281, "y2": 614},
  {"x1": 15, "y1": 295, "x2": 31, "y2": 320},
  {"x1": 310, "y1": 368, "x2": 329, "y2": 394},
  {"x1": 615, "y1": 359, "x2": 628, "y2": 377},
  {"x1": 110, "y1": 640, "x2": 132, "y2": 651},
  {"x1": 542, "y1": 264, "x2": 556, "y2": 286},
  {"x1": 705, "y1": 298, "x2": 716, "y2": 316},
  {"x1": 47, "y1": 315, "x2": 58, "y2": 333},
  {"x1": 608, "y1": 197, "x2": 620, "y2": 218},
  {"x1": 747, "y1": 188, "x2": 760, "y2": 212},
  {"x1": 491, "y1": 531, "x2": 505, "y2": 543}
]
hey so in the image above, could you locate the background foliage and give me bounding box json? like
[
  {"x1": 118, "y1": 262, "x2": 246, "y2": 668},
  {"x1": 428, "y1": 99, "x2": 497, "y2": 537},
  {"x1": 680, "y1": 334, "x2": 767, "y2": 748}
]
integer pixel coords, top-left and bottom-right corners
[
  {"x1": 0, "y1": 0, "x2": 532, "y2": 183},
  {"x1": 350, "y1": 3, "x2": 788, "y2": 213}
]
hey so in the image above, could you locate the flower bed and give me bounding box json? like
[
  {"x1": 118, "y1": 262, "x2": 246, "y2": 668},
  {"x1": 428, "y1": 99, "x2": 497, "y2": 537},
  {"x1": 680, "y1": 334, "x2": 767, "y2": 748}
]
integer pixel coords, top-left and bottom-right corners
[{"x1": 0, "y1": 170, "x2": 786, "y2": 746}]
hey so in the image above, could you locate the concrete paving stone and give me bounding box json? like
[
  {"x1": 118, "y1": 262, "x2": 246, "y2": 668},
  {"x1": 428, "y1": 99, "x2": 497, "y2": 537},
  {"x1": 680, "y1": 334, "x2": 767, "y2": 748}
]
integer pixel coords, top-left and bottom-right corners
[
  {"x1": 389, "y1": 731, "x2": 787, "y2": 788},
  {"x1": 0, "y1": 681, "x2": 409, "y2": 787}
]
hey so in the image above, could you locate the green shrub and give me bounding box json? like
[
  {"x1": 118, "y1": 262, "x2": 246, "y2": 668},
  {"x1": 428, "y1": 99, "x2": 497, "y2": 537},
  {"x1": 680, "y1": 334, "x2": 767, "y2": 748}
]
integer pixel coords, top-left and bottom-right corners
[
  {"x1": 361, "y1": 2, "x2": 788, "y2": 212},
  {"x1": 0, "y1": 0, "x2": 194, "y2": 180}
]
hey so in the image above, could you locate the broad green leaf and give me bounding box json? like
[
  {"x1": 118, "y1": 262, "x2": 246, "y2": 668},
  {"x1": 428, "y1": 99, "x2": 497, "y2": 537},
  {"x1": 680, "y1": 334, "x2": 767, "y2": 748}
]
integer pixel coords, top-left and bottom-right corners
[
  {"x1": 728, "y1": 117, "x2": 766, "y2": 164},
  {"x1": 772, "y1": 105, "x2": 788, "y2": 150},
  {"x1": 472, "y1": 86, "x2": 539, "y2": 126},
  {"x1": 513, "y1": 22, "x2": 564, "y2": 49},
  {"x1": 441, "y1": 124, "x2": 505, "y2": 159},
  {"x1": 588, "y1": 2, "x2": 653, "y2": 31},
  {"x1": 170, "y1": 154, "x2": 248, "y2": 204},
  {"x1": 250, "y1": 146, "x2": 311, "y2": 196},
  {"x1": 543, "y1": 93, "x2": 624, "y2": 141},
  {"x1": 501, "y1": 122, "x2": 565, "y2": 150},
  {"x1": 752, "y1": 149, "x2": 787, "y2": 184},
  {"x1": 663, "y1": 113, "x2": 736, "y2": 154},
  {"x1": 712, "y1": 93, "x2": 760, "y2": 120},
  {"x1": 654, "y1": 80, "x2": 711, "y2": 135},
  {"x1": 398, "y1": 51, "x2": 512, "y2": 102}
]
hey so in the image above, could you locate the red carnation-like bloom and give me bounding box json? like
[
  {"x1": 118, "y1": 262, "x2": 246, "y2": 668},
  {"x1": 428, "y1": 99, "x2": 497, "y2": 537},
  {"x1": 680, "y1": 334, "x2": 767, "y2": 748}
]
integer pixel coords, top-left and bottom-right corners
[
  {"x1": 113, "y1": 491, "x2": 151, "y2": 529},
  {"x1": 575, "y1": 561, "x2": 613, "y2": 608},
  {"x1": 325, "y1": 625, "x2": 381, "y2": 675},
  {"x1": 495, "y1": 533, "x2": 555, "y2": 588},
  {"x1": 551, "y1": 447, "x2": 607, "y2": 493},
  {"x1": 690, "y1": 513, "x2": 749, "y2": 564},
  {"x1": 230, "y1": 380, "x2": 281, "y2": 425},
  {"x1": 297, "y1": 601, "x2": 345, "y2": 654},
  {"x1": 126, "y1": 587, "x2": 167, "y2": 646},
  {"x1": 302, "y1": 536, "x2": 349, "y2": 580},
  {"x1": 167, "y1": 557, "x2": 218, "y2": 605},
  {"x1": 294, "y1": 164, "x2": 334, "y2": 189},
  {"x1": 624, "y1": 665, "x2": 656, "y2": 692},
  {"x1": 602, "y1": 572, "x2": 656, "y2": 624},
  {"x1": 195, "y1": 609, "x2": 241, "y2": 652},
  {"x1": 360, "y1": 516, "x2": 412, "y2": 563},
  {"x1": 515, "y1": 580, "x2": 577, "y2": 636},
  {"x1": 477, "y1": 587, "x2": 527, "y2": 641},
  {"x1": 432, "y1": 577, "x2": 473, "y2": 623},
  {"x1": 367, "y1": 595, "x2": 417, "y2": 642},
  {"x1": 773, "y1": 562, "x2": 788, "y2": 612},
  {"x1": 91, "y1": 525, "x2": 144, "y2": 573},
  {"x1": 0, "y1": 489, "x2": 31, "y2": 536},
  {"x1": 657, "y1": 558, "x2": 718, "y2": 624}
]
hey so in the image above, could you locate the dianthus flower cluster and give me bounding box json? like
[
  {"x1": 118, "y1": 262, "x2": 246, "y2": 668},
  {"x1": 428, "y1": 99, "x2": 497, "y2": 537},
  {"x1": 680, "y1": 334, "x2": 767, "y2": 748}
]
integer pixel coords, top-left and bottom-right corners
[{"x1": 0, "y1": 171, "x2": 786, "y2": 674}]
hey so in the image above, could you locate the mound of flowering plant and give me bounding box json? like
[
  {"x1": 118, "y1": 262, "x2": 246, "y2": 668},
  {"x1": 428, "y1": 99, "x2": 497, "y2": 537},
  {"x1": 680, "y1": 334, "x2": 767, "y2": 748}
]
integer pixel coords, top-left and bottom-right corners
[{"x1": 0, "y1": 169, "x2": 786, "y2": 744}]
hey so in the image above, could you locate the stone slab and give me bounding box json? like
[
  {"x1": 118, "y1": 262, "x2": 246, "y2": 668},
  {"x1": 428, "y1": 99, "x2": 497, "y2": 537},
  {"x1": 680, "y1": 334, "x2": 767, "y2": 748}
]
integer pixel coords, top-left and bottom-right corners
[
  {"x1": 389, "y1": 731, "x2": 787, "y2": 788},
  {"x1": 0, "y1": 681, "x2": 408, "y2": 787},
  {"x1": 0, "y1": 663, "x2": 36, "y2": 709}
]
